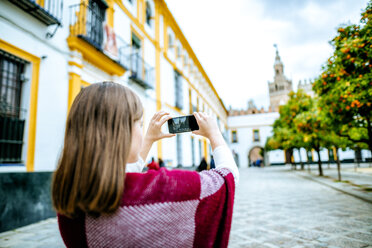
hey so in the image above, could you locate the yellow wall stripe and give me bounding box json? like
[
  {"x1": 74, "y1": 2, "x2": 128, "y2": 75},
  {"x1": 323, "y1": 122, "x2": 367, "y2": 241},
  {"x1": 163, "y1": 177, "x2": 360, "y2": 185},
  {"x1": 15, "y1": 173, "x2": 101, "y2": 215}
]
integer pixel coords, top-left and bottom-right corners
[{"x1": 0, "y1": 39, "x2": 40, "y2": 172}]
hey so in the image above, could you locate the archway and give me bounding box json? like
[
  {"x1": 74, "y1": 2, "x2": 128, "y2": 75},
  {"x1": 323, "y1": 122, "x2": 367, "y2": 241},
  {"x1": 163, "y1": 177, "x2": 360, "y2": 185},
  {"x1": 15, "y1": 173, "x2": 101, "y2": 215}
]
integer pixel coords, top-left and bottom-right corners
[{"x1": 248, "y1": 146, "x2": 265, "y2": 167}]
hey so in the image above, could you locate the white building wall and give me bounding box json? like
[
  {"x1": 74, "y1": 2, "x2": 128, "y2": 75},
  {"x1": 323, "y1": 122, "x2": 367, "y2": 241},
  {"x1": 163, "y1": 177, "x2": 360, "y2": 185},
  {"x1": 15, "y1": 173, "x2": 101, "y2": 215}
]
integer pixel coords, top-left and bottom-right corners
[
  {"x1": 0, "y1": 1, "x2": 71, "y2": 171},
  {"x1": 0, "y1": 0, "x2": 229, "y2": 172},
  {"x1": 114, "y1": 4, "x2": 132, "y2": 43},
  {"x1": 228, "y1": 112, "x2": 283, "y2": 167},
  {"x1": 160, "y1": 56, "x2": 175, "y2": 107}
]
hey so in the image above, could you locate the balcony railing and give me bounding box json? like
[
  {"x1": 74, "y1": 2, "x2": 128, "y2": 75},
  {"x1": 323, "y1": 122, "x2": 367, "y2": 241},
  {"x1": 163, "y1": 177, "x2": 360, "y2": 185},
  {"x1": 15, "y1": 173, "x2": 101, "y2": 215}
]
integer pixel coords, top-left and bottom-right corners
[
  {"x1": 69, "y1": 3, "x2": 154, "y2": 89},
  {"x1": 8, "y1": 0, "x2": 63, "y2": 26},
  {"x1": 69, "y1": 3, "x2": 130, "y2": 70},
  {"x1": 129, "y1": 53, "x2": 155, "y2": 89},
  {"x1": 0, "y1": 104, "x2": 27, "y2": 164}
]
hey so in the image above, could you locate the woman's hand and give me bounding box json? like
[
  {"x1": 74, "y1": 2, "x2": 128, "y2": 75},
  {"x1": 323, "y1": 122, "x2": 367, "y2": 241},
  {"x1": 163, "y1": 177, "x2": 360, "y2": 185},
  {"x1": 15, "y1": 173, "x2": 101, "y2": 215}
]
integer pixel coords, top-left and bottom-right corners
[
  {"x1": 192, "y1": 112, "x2": 226, "y2": 150},
  {"x1": 140, "y1": 111, "x2": 175, "y2": 162},
  {"x1": 145, "y1": 111, "x2": 175, "y2": 143}
]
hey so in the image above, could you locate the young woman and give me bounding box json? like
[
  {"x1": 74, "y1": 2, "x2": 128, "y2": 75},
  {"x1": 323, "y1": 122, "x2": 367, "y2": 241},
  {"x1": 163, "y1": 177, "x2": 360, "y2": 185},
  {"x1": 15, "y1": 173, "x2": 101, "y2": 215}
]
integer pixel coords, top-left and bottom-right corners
[{"x1": 52, "y1": 82, "x2": 239, "y2": 248}]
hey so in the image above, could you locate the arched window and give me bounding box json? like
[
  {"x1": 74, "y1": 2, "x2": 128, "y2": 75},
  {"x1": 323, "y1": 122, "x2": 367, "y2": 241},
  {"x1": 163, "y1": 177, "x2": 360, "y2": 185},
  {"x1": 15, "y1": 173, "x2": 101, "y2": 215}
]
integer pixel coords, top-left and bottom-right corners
[{"x1": 146, "y1": 2, "x2": 152, "y2": 27}]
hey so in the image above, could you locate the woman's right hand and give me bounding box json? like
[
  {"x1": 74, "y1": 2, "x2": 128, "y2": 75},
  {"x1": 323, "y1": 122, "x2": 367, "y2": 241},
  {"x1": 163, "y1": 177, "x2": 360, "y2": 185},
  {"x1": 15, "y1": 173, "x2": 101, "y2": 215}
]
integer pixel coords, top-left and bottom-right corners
[
  {"x1": 145, "y1": 111, "x2": 175, "y2": 143},
  {"x1": 192, "y1": 112, "x2": 226, "y2": 150}
]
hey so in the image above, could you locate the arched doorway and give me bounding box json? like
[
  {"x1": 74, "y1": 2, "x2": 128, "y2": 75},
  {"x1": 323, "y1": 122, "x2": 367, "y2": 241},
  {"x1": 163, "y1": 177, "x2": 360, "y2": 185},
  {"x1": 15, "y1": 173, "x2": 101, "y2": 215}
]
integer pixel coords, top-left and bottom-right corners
[{"x1": 248, "y1": 146, "x2": 265, "y2": 167}]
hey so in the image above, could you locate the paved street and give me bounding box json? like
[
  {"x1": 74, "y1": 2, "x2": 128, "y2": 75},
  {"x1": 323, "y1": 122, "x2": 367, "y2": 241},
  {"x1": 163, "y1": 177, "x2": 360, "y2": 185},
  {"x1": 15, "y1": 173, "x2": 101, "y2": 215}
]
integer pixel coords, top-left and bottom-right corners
[
  {"x1": 1, "y1": 166, "x2": 372, "y2": 248},
  {"x1": 229, "y1": 167, "x2": 372, "y2": 248}
]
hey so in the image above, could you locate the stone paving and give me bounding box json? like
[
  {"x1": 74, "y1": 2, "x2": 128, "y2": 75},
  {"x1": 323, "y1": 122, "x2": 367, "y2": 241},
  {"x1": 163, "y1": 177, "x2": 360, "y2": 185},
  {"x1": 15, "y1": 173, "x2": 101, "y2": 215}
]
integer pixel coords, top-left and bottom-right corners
[
  {"x1": 229, "y1": 167, "x2": 372, "y2": 248},
  {"x1": 1, "y1": 166, "x2": 372, "y2": 248},
  {"x1": 0, "y1": 218, "x2": 64, "y2": 248}
]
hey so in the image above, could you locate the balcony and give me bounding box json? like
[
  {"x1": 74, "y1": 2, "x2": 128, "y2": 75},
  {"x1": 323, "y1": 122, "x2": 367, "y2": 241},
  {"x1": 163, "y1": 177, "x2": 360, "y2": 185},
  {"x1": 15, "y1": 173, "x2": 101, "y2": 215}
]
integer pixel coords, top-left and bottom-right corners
[
  {"x1": 128, "y1": 53, "x2": 155, "y2": 89},
  {"x1": 68, "y1": 3, "x2": 129, "y2": 76},
  {"x1": 7, "y1": 0, "x2": 63, "y2": 26}
]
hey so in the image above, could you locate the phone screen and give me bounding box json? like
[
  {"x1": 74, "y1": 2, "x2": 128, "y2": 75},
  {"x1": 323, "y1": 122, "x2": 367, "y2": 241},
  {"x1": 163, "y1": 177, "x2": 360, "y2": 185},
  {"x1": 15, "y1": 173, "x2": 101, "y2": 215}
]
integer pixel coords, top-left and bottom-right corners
[{"x1": 168, "y1": 115, "x2": 199, "y2": 133}]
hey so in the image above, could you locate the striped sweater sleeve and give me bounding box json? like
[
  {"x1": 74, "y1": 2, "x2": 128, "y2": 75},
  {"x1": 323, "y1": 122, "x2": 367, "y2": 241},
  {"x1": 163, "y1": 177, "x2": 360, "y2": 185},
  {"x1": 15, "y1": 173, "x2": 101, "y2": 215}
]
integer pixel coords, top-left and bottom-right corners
[{"x1": 212, "y1": 145, "x2": 239, "y2": 184}]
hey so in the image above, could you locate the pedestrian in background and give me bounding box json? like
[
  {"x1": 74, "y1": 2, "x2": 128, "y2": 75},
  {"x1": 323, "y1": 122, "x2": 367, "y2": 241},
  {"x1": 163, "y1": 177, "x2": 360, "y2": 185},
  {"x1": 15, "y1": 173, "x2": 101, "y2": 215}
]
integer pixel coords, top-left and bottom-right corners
[
  {"x1": 158, "y1": 158, "x2": 165, "y2": 168},
  {"x1": 196, "y1": 157, "x2": 208, "y2": 172},
  {"x1": 147, "y1": 157, "x2": 159, "y2": 170},
  {"x1": 52, "y1": 82, "x2": 239, "y2": 248},
  {"x1": 210, "y1": 155, "x2": 215, "y2": 169}
]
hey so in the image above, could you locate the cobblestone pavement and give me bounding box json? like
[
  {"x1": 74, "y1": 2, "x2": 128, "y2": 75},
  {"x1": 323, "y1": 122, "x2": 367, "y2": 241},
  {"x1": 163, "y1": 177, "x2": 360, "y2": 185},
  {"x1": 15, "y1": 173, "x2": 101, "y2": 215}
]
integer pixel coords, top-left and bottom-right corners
[
  {"x1": 229, "y1": 167, "x2": 372, "y2": 248},
  {"x1": 1, "y1": 166, "x2": 372, "y2": 248},
  {"x1": 0, "y1": 218, "x2": 64, "y2": 248}
]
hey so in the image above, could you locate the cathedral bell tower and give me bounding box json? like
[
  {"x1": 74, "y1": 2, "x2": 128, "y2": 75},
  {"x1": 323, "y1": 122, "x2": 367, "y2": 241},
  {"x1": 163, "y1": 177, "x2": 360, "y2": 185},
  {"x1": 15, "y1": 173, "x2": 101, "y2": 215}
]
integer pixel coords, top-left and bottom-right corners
[{"x1": 268, "y1": 45, "x2": 293, "y2": 111}]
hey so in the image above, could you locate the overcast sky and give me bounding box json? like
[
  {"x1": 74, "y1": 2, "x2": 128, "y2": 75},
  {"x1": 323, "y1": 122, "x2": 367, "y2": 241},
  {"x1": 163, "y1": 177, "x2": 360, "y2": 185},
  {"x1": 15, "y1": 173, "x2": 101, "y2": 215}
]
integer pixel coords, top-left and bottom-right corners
[{"x1": 165, "y1": 0, "x2": 369, "y2": 110}]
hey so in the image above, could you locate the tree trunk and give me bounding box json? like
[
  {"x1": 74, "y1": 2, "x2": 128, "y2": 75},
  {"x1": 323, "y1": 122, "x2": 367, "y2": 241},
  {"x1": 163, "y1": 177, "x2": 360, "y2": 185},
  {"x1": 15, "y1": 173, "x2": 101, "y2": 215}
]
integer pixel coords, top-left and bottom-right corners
[
  {"x1": 306, "y1": 149, "x2": 311, "y2": 172},
  {"x1": 316, "y1": 147, "x2": 323, "y2": 176},
  {"x1": 298, "y1": 149, "x2": 304, "y2": 170},
  {"x1": 290, "y1": 149, "x2": 296, "y2": 170},
  {"x1": 367, "y1": 119, "x2": 372, "y2": 156},
  {"x1": 335, "y1": 147, "x2": 341, "y2": 181}
]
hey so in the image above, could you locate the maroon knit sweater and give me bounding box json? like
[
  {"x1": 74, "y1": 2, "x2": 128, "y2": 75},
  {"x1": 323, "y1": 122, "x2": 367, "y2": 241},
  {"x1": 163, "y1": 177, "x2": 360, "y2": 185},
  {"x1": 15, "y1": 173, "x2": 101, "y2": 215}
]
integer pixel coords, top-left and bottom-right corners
[{"x1": 58, "y1": 167, "x2": 235, "y2": 248}]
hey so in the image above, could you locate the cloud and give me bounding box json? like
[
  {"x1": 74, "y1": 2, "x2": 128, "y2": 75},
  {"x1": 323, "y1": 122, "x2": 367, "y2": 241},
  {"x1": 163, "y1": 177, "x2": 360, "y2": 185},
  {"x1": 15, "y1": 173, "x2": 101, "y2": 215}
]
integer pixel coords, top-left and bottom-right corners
[{"x1": 165, "y1": 0, "x2": 369, "y2": 110}]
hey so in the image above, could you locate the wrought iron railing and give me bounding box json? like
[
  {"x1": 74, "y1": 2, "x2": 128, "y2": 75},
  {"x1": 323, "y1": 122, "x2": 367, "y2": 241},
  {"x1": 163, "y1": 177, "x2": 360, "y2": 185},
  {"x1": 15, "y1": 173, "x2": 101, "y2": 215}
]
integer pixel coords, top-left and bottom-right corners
[
  {"x1": 0, "y1": 105, "x2": 26, "y2": 164},
  {"x1": 69, "y1": 3, "x2": 154, "y2": 89},
  {"x1": 69, "y1": 3, "x2": 105, "y2": 49},
  {"x1": 69, "y1": 3, "x2": 131, "y2": 69},
  {"x1": 8, "y1": 0, "x2": 63, "y2": 26},
  {"x1": 129, "y1": 53, "x2": 155, "y2": 89}
]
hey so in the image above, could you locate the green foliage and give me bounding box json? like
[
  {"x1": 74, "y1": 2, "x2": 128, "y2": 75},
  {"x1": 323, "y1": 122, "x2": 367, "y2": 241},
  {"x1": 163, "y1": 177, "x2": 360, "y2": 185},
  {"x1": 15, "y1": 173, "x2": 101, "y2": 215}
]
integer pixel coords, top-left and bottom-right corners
[
  {"x1": 266, "y1": 1, "x2": 372, "y2": 159},
  {"x1": 312, "y1": 1, "x2": 372, "y2": 150},
  {"x1": 265, "y1": 90, "x2": 312, "y2": 151}
]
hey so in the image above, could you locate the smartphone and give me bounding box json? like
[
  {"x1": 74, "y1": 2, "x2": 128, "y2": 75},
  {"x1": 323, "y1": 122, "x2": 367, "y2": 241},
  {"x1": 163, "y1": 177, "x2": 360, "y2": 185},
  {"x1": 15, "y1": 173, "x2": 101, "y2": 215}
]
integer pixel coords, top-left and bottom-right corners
[{"x1": 167, "y1": 115, "x2": 199, "y2": 133}]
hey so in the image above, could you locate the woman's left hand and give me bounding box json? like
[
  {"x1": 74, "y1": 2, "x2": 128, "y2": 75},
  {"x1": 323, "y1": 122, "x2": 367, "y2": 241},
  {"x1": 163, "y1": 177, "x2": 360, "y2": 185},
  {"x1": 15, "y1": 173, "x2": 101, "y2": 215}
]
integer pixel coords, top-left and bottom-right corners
[{"x1": 145, "y1": 111, "x2": 175, "y2": 143}]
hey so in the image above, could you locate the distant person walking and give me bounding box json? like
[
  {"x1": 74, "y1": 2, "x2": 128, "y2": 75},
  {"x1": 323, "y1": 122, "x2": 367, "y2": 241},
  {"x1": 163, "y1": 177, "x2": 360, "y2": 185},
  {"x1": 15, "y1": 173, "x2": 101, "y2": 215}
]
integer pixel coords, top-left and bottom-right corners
[
  {"x1": 210, "y1": 155, "x2": 215, "y2": 169},
  {"x1": 197, "y1": 157, "x2": 208, "y2": 172},
  {"x1": 158, "y1": 158, "x2": 165, "y2": 168},
  {"x1": 147, "y1": 157, "x2": 160, "y2": 170}
]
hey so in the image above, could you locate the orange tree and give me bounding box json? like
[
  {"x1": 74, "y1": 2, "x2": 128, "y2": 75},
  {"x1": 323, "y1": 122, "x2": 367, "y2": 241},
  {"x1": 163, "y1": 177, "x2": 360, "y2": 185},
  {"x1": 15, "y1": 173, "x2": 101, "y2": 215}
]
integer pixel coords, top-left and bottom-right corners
[
  {"x1": 294, "y1": 98, "x2": 351, "y2": 177},
  {"x1": 322, "y1": 125, "x2": 351, "y2": 181},
  {"x1": 265, "y1": 90, "x2": 312, "y2": 169},
  {"x1": 313, "y1": 1, "x2": 372, "y2": 153}
]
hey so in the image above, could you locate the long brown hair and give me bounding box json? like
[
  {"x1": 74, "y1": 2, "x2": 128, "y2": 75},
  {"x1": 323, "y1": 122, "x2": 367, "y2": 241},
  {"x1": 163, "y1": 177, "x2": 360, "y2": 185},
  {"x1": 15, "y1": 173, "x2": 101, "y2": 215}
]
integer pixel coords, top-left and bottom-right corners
[{"x1": 52, "y1": 82, "x2": 143, "y2": 218}]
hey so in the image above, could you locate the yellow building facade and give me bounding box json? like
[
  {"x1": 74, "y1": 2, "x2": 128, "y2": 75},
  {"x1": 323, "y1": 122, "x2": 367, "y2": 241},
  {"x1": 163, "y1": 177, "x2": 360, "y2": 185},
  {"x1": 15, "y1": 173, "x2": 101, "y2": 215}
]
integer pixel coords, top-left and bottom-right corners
[{"x1": 0, "y1": 0, "x2": 228, "y2": 171}]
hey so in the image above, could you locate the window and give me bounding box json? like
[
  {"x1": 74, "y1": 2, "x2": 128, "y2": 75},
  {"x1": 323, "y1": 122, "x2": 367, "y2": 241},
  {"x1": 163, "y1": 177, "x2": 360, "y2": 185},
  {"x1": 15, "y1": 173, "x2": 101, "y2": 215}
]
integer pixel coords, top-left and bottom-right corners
[
  {"x1": 145, "y1": 1, "x2": 152, "y2": 27},
  {"x1": 176, "y1": 134, "x2": 182, "y2": 167},
  {"x1": 191, "y1": 137, "x2": 195, "y2": 166},
  {"x1": 87, "y1": 0, "x2": 107, "y2": 48},
  {"x1": 307, "y1": 150, "x2": 313, "y2": 162},
  {"x1": 177, "y1": 45, "x2": 181, "y2": 59},
  {"x1": 131, "y1": 33, "x2": 141, "y2": 51},
  {"x1": 175, "y1": 70, "x2": 183, "y2": 109},
  {"x1": 0, "y1": 50, "x2": 28, "y2": 163},
  {"x1": 253, "y1": 129, "x2": 260, "y2": 142},
  {"x1": 231, "y1": 130, "x2": 238, "y2": 143},
  {"x1": 189, "y1": 89, "x2": 193, "y2": 114},
  {"x1": 183, "y1": 52, "x2": 188, "y2": 66},
  {"x1": 130, "y1": 33, "x2": 143, "y2": 81},
  {"x1": 168, "y1": 33, "x2": 173, "y2": 48},
  {"x1": 199, "y1": 140, "x2": 202, "y2": 161}
]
